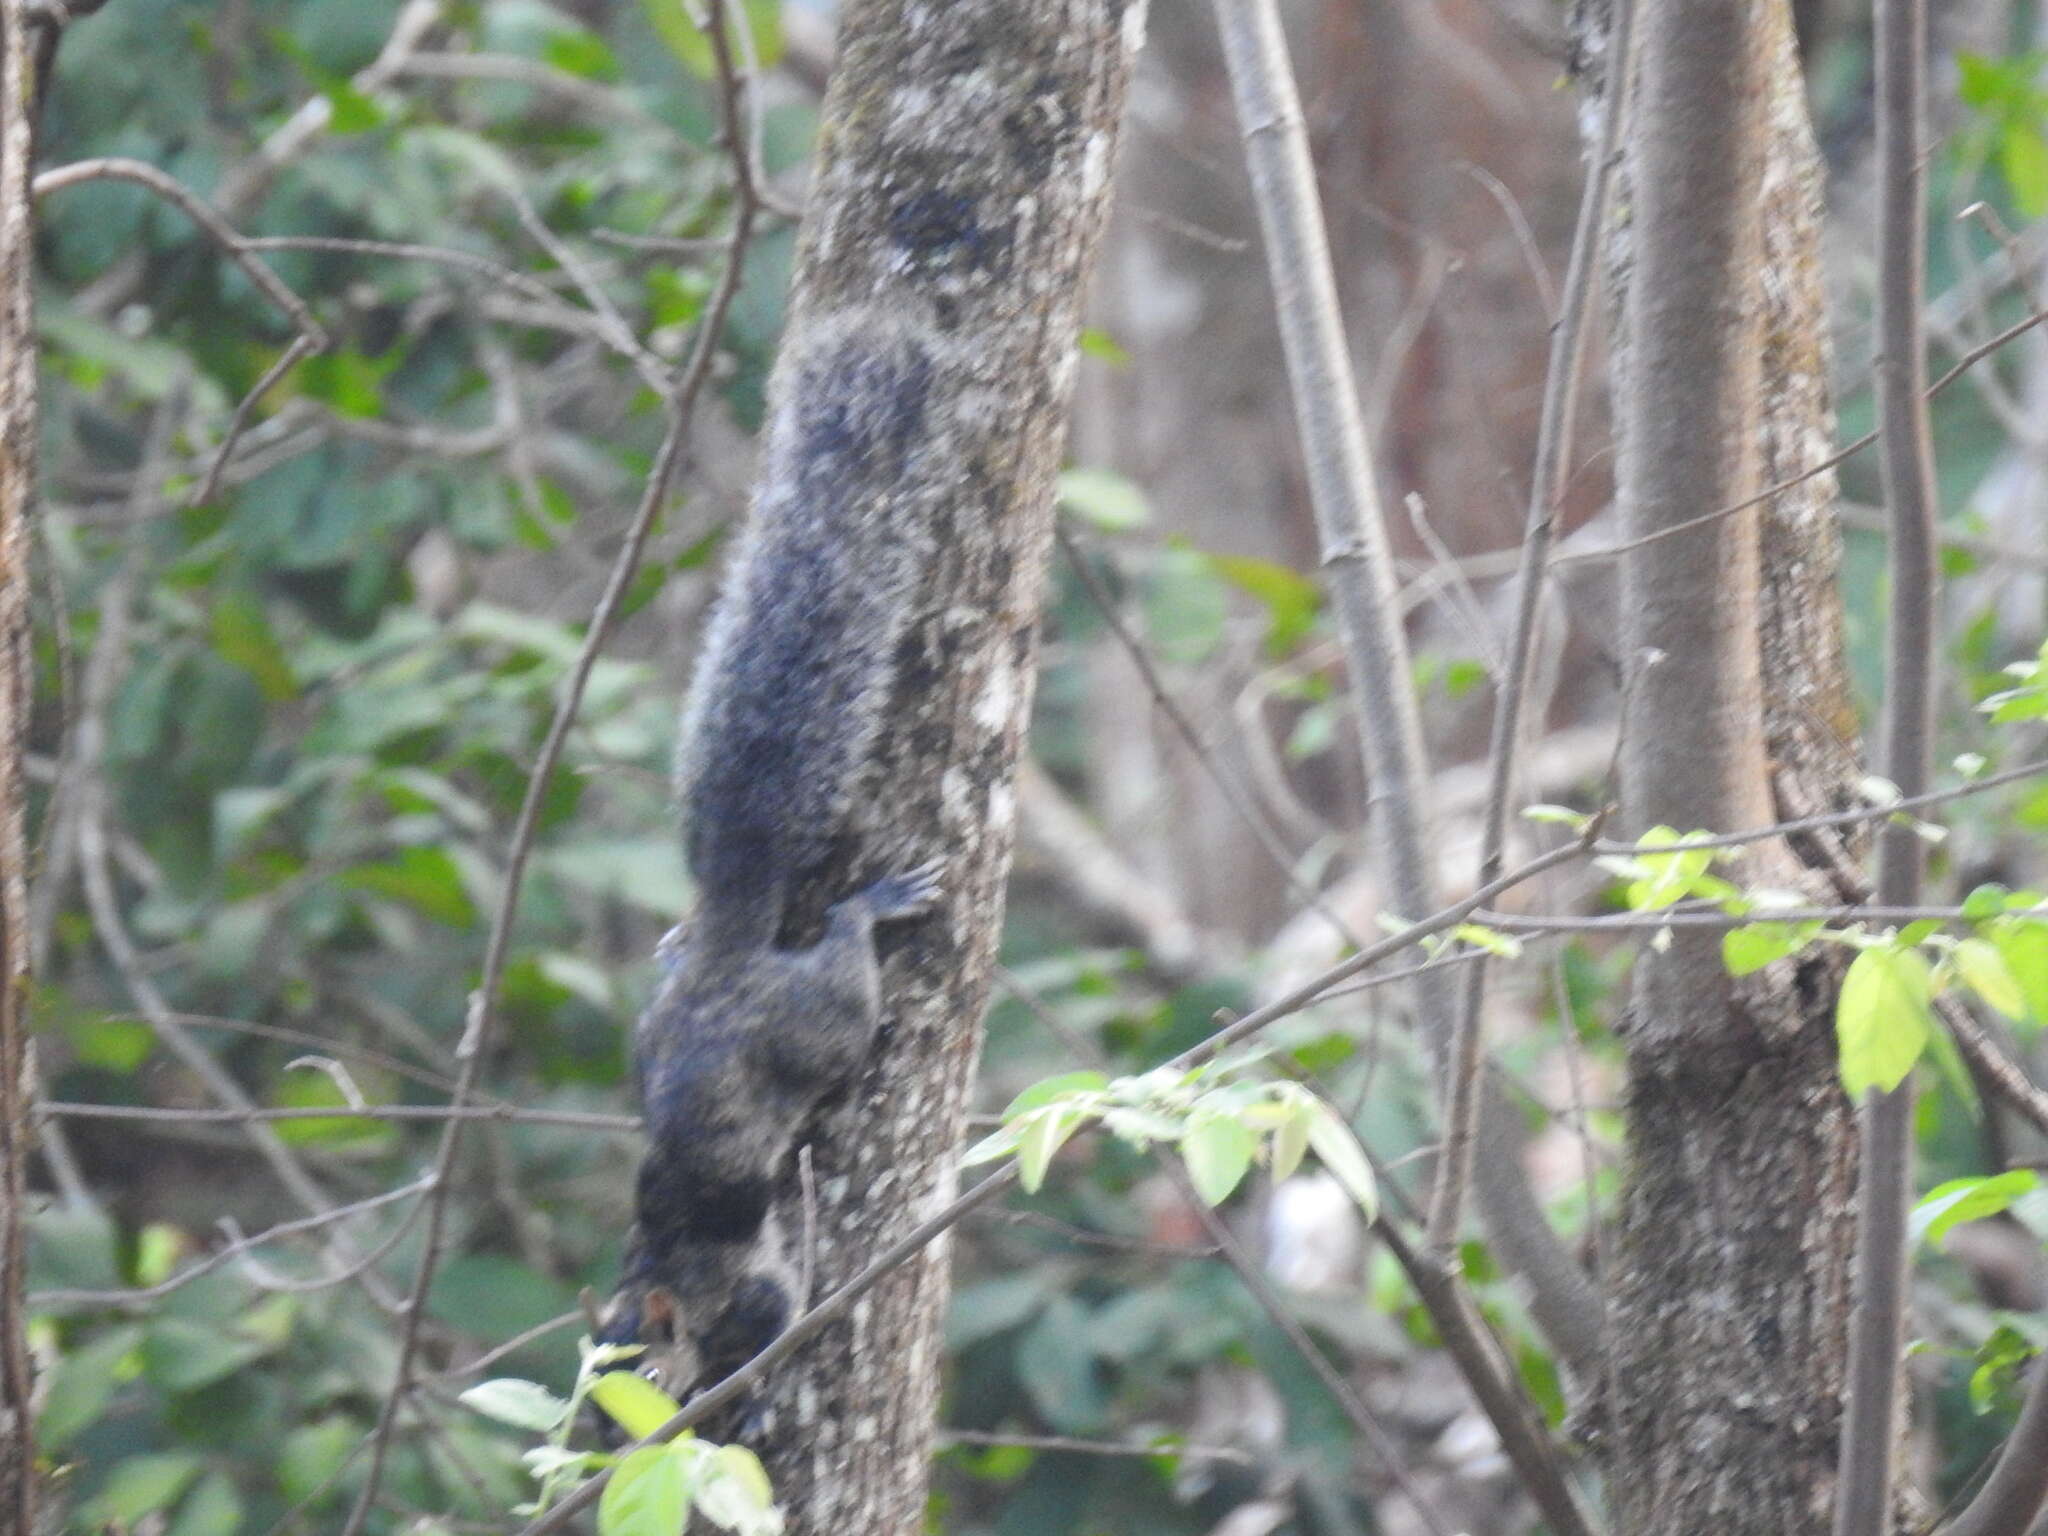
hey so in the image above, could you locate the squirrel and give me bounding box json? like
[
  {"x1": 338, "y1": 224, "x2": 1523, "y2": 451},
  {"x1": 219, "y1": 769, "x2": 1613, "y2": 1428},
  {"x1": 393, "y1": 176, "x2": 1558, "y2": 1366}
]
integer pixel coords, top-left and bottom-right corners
[{"x1": 594, "y1": 311, "x2": 944, "y2": 1406}]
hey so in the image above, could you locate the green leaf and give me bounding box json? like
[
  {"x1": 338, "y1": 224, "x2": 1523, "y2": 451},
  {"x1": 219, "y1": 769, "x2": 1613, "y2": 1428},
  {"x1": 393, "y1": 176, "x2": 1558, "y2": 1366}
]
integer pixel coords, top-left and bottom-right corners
[
  {"x1": 1208, "y1": 554, "x2": 1321, "y2": 656},
  {"x1": 694, "y1": 1444, "x2": 783, "y2": 1535},
  {"x1": 1521, "y1": 803, "x2": 1589, "y2": 829},
  {"x1": 1835, "y1": 945, "x2": 1934, "y2": 1097},
  {"x1": 1452, "y1": 922, "x2": 1522, "y2": 959},
  {"x1": 322, "y1": 83, "x2": 385, "y2": 134},
  {"x1": 166, "y1": 1470, "x2": 244, "y2": 1536},
  {"x1": 279, "y1": 1417, "x2": 361, "y2": 1507},
  {"x1": 1077, "y1": 327, "x2": 1130, "y2": 366},
  {"x1": 210, "y1": 593, "x2": 298, "y2": 701},
  {"x1": 1962, "y1": 883, "x2": 2011, "y2": 922},
  {"x1": 1911, "y1": 1170, "x2": 2040, "y2": 1247},
  {"x1": 1057, "y1": 467, "x2": 1149, "y2": 532},
  {"x1": 142, "y1": 1317, "x2": 273, "y2": 1394},
  {"x1": 1304, "y1": 1103, "x2": 1378, "y2": 1221},
  {"x1": 37, "y1": 1326, "x2": 143, "y2": 1452},
  {"x1": 1015, "y1": 1296, "x2": 1108, "y2": 1433},
  {"x1": 1016, "y1": 1106, "x2": 1086, "y2": 1193},
  {"x1": 1722, "y1": 920, "x2": 1823, "y2": 977},
  {"x1": 340, "y1": 845, "x2": 479, "y2": 927},
  {"x1": 2005, "y1": 123, "x2": 2048, "y2": 218},
  {"x1": 1268, "y1": 1102, "x2": 1311, "y2": 1183},
  {"x1": 600, "y1": 1444, "x2": 693, "y2": 1536},
  {"x1": 80, "y1": 1453, "x2": 204, "y2": 1526},
  {"x1": 1991, "y1": 918, "x2": 2048, "y2": 1027},
  {"x1": 1002, "y1": 1071, "x2": 1110, "y2": 1119},
  {"x1": 543, "y1": 29, "x2": 621, "y2": 80},
  {"x1": 1954, "y1": 937, "x2": 2027, "y2": 1019},
  {"x1": 1180, "y1": 1111, "x2": 1257, "y2": 1205},
  {"x1": 1970, "y1": 1324, "x2": 2039, "y2": 1415},
  {"x1": 588, "y1": 1371, "x2": 683, "y2": 1441},
  {"x1": 460, "y1": 1377, "x2": 573, "y2": 1435},
  {"x1": 1144, "y1": 546, "x2": 1231, "y2": 666}
]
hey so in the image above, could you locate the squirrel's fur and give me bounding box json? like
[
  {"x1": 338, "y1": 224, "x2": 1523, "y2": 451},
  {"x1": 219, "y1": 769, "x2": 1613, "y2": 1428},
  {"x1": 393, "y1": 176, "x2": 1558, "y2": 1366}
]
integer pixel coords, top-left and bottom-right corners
[{"x1": 596, "y1": 313, "x2": 943, "y2": 1407}]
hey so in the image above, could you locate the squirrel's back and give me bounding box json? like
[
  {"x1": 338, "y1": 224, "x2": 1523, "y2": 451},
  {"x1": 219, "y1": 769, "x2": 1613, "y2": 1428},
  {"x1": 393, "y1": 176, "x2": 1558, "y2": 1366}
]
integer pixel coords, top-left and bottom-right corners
[{"x1": 675, "y1": 313, "x2": 935, "y2": 929}]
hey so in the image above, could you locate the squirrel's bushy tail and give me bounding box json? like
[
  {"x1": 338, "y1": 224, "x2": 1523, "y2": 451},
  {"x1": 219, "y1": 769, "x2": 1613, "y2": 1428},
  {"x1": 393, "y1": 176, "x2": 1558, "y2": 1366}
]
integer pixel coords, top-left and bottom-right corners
[{"x1": 674, "y1": 313, "x2": 936, "y2": 934}]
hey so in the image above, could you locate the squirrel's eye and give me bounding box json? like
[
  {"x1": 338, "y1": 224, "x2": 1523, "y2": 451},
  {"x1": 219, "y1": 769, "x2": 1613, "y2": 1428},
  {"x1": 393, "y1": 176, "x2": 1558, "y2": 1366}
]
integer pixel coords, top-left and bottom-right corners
[{"x1": 639, "y1": 1364, "x2": 666, "y2": 1388}]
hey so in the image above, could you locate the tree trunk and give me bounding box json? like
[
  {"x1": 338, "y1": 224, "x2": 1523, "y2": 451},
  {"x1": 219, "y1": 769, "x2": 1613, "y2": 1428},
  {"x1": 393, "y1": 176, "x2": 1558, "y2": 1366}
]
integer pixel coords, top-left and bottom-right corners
[
  {"x1": 736, "y1": 4, "x2": 1145, "y2": 1532},
  {"x1": 0, "y1": 2, "x2": 38, "y2": 1530},
  {"x1": 1589, "y1": 0, "x2": 1867, "y2": 1529}
]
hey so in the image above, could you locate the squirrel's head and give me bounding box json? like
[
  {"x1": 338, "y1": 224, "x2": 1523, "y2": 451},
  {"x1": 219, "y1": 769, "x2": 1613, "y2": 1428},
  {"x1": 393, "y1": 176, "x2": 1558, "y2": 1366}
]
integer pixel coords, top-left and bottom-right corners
[{"x1": 584, "y1": 1284, "x2": 704, "y2": 1447}]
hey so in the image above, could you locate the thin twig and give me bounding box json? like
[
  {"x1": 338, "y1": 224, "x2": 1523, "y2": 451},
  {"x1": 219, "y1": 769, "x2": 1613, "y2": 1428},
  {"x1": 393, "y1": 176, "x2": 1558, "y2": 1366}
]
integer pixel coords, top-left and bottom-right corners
[
  {"x1": 28, "y1": 1176, "x2": 438, "y2": 1311},
  {"x1": 937, "y1": 1430, "x2": 1256, "y2": 1465},
  {"x1": 1424, "y1": 0, "x2": 1635, "y2": 1256},
  {"x1": 1555, "y1": 301, "x2": 2048, "y2": 572},
  {"x1": 37, "y1": 1101, "x2": 638, "y2": 1130},
  {"x1": 1837, "y1": 0, "x2": 1938, "y2": 1525}
]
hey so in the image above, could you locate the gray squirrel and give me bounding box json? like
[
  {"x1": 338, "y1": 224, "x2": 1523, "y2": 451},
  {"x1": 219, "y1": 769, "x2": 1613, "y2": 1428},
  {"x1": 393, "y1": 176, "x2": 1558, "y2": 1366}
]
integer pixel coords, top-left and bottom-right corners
[{"x1": 595, "y1": 311, "x2": 944, "y2": 1403}]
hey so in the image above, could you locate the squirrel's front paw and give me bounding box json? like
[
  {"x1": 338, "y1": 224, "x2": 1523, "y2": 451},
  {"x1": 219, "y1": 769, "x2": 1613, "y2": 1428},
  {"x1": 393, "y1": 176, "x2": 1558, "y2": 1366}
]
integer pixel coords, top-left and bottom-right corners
[{"x1": 861, "y1": 860, "x2": 943, "y2": 921}]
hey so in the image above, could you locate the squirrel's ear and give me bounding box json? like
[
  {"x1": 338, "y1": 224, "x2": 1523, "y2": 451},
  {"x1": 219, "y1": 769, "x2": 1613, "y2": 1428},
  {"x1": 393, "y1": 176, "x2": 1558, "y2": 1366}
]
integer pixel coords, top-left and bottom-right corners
[{"x1": 643, "y1": 1287, "x2": 684, "y2": 1341}]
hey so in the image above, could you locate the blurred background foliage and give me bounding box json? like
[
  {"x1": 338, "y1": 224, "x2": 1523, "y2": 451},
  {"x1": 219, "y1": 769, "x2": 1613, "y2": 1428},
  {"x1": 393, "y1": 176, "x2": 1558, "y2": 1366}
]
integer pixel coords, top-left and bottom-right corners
[{"x1": 22, "y1": 1, "x2": 2048, "y2": 1533}]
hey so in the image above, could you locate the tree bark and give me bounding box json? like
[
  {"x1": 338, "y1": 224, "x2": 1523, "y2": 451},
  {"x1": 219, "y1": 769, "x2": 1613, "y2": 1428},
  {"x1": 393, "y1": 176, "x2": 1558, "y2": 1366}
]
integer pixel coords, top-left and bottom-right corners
[
  {"x1": 0, "y1": 1, "x2": 37, "y2": 1530},
  {"x1": 1587, "y1": 0, "x2": 1867, "y2": 1529},
  {"x1": 732, "y1": 4, "x2": 1145, "y2": 1532}
]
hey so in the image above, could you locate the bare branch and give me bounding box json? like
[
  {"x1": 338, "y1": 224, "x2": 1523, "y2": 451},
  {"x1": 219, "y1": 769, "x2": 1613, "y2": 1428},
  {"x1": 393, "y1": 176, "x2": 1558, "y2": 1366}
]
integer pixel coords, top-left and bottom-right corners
[
  {"x1": 1425, "y1": 0, "x2": 1635, "y2": 1254},
  {"x1": 1837, "y1": 0, "x2": 1939, "y2": 1522},
  {"x1": 27, "y1": 1175, "x2": 437, "y2": 1311}
]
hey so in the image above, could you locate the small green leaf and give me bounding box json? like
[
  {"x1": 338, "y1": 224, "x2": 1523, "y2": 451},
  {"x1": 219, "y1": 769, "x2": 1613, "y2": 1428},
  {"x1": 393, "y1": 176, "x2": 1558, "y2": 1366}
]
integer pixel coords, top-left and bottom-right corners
[
  {"x1": 1304, "y1": 1103, "x2": 1378, "y2": 1221},
  {"x1": 1911, "y1": 1170, "x2": 2039, "y2": 1246},
  {"x1": 1180, "y1": 1112, "x2": 1257, "y2": 1205},
  {"x1": 1970, "y1": 1324, "x2": 2039, "y2": 1415},
  {"x1": 1962, "y1": 883, "x2": 2012, "y2": 922},
  {"x1": 1057, "y1": 467, "x2": 1149, "y2": 532},
  {"x1": 1991, "y1": 918, "x2": 2048, "y2": 1027},
  {"x1": 695, "y1": 1444, "x2": 783, "y2": 1535},
  {"x1": 600, "y1": 1444, "x2": 693, "y2": 1536},
  {"x1": 80, "y1": 1453, "x2": 203, "y2": 1526},
  {"x1": 2004, "y1": 123, "x2": 2048, "y2": 218},
  {"x1": 322, "y1": 84, "x2": 384, "y2": 134},
  {"x1": 1077, "y1": 327, "x2": 1130, "y2": 366},
  {"x1": 1722, "y1": 920, "x2": 1823, "y2": 977},
  {"x1": 340, "y1": 845, "x2": 478, "y2": 928},
  {"x1": 1452, "y1": 922, "x2": 1522, "y2": 959},
  {"x1": 1268, "y1": 1103, "x2": 1311, "y2": 1183},
  {"x1": 37, "y1": 1326, "x2": 143, "y2": 1452},
  {"x1": 1002, "y1": 1071, "x2": 1110, "y2": 1119},
  {"x1": 1208, "y1": 554, "x2": 1321, "y2": 657},
  {"x1": 1954, "y1": 937, "x2": 2027, "y2": 1019},
  {"x1": 1016, "y1": 1107, "x2": 1085, "y2": 1193},
  {"x1": 460, "y1": 1377, "x2": 572, "y2": 1434},
  {"x1": 1836, "y1": 945, "x2": 1935, "y2": 1097},
  {"x1": 588, "y1": 1371, "x2": 682, "y2": 1441},
  {"x1": 1521, "y1": 804, "x2": 1589, "y2": 829}
]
